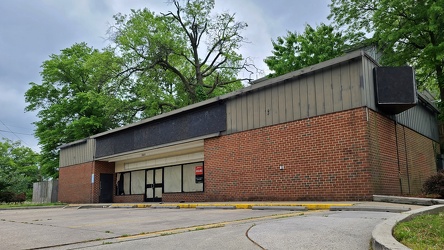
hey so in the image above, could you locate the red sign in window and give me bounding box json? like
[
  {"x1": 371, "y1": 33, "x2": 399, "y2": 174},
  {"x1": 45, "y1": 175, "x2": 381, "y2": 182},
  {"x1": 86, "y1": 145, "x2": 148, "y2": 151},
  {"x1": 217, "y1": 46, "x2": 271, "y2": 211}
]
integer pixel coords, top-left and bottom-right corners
[{"x1": 195, "y1": 166, "x2": 203, "y2": 175}]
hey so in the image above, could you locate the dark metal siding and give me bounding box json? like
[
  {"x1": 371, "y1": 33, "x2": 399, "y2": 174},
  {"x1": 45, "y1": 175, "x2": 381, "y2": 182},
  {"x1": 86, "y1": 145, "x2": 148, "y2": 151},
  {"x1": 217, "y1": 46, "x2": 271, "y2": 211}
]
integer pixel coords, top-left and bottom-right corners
[{"x1": 95, "y1": 103, "x2": 226, "y2": 158}]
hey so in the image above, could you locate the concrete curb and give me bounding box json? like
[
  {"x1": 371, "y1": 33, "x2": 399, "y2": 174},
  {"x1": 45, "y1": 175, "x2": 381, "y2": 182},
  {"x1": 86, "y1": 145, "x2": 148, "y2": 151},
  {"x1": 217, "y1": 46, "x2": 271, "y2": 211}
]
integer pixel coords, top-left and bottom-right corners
[
  {"x1": 252, "y1": 206, "x2": 308, "y2": 211},
  {"x1": 373, "y1": 195, "x2": 444, "y2": 206},
  {"x1": 371, "y1": 204, "x2": 444, "y2": 250},
  {"x1": 330, "y1": 206, "x2": 410, "y2": 213}
]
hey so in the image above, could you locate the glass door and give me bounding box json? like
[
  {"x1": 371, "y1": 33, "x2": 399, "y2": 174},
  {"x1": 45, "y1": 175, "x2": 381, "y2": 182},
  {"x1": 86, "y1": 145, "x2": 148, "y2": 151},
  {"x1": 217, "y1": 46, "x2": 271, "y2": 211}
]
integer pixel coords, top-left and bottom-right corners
[{"x1": 145, "y1": 168, "x2": 163, "y2": 202}]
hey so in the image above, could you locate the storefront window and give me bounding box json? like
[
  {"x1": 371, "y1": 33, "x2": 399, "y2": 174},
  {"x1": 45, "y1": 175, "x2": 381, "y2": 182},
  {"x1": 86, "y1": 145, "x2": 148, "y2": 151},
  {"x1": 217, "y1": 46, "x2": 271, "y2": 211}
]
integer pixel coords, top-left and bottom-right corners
[
  {"x1": 131, "y1": 170, "x2": 145, "y2": 194},
  {"x1": 164, "y1": 165, "x2": 182, "y2": 193},
  {"x1": 116, "y1": 162, "x2": 204, "y2": 196},
  {"x1": 123, "y1": 172, "x2": 131, "y2": 195},
  {"x1": 183, "y1": 163, "x2": 204, "y2": 192}
]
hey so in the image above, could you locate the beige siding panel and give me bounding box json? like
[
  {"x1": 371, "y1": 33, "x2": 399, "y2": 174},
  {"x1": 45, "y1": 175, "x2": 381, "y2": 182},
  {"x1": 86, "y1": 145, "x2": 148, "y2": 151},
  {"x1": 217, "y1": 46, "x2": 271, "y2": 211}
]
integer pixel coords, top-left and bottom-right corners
[
  {"x1": 247, "y1": 93, "x2": 254, "y2": 130},
  {"x1": 59, "y1": 139, "x2": 95, "y2": 167},
  {"x1": 315, "y1": 70, "x2": 325, "y2": 115},
  {"x1": 265, "y1": 86, "x2": 273, "y2": 126},
  {"x1": 299, "y1": 77, "x2": 309, "y2": 119},
  {"x1": 272, "y1": 86, "x2": 280, "y2": 125},
  {"x1": 292, "y1": 79, "x2": 301, "y2": 120},
  {"x1": 341, "y1": 62, "x2": 352, "y2": 110},
  {"x1": 363, "y1": 57, "x2": 377, "y2": 109},
  {"x1": 331, "y1": 65, "x2": 343, "y2": 112},
  {"x1": 323, "y1": 67, "x2": 334, "y2": 114},
  {"x1": 278, "y1": 83, "x2": 286, "y2": 123},
  {"x1": 285, "y1": 81, "x2": 294, "y2": 122},
  {"x1": 236, "y1": 96, "x2": 243, "y2": 131},
  {"x1": 259, "y1": 89, "x2": 267, "y2": 127},
  {"x1": 241, "y1": 95, "x2": 248, "y2": 131},
  {"x1": 226, "y1": 101, "x2": 234, "y2": 134},
  {"x1": 307, "y1": 74, "x2": 316, "y2": 117},
  {"x1": 252, "y1": 91, "x2": 261, "y2": 129},
  {"x1": 350, "y1": 59, "x2": 362, "y2": 108}
]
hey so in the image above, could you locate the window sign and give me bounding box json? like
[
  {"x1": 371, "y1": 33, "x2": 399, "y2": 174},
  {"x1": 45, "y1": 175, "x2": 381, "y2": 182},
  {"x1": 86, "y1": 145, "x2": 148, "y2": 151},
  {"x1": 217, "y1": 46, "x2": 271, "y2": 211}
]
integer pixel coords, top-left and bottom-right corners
[{"x1": 195, "y1": 166, "x2": 203, "y2": 183}]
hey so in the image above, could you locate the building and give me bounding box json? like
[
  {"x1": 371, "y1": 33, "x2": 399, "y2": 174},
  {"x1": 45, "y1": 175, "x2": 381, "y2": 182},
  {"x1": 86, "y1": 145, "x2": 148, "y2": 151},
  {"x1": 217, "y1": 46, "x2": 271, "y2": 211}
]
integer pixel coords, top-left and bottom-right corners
[{"x1": 58, "y1": 51, "x2": 441, "y2": 203}]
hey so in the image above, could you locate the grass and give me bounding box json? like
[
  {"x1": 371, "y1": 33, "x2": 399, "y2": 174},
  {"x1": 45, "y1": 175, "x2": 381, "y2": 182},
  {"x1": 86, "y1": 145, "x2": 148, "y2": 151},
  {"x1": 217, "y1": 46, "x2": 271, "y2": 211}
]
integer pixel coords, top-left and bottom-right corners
[
  {"x1": 393, "y1": 212, "x2": 444, "y2": 250},
  {"x1": 0, "y1": 202, "x2": 66, "y2": 208}
]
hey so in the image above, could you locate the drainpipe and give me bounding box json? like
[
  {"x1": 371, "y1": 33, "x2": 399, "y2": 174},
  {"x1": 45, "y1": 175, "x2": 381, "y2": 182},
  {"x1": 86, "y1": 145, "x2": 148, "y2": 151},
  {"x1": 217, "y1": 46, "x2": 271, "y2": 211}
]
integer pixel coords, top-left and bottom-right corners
[
  {"x1": 394, "y1": 118, "x2": 403, "y2": 195},
  {"x1": 403, "y1": 126, "x2": 411, "y2": 194}
]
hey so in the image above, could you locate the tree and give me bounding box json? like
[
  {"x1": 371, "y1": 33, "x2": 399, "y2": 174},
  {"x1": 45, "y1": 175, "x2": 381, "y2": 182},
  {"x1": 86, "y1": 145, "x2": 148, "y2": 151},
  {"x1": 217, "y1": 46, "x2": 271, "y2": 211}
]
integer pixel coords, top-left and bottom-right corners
[
  {"x1": 0, "y1": 139, "x2": 40, "y2": 199},
  {"x1": 329, "y1": 0, "x2": 444, "y2": 102},
  {"x1": 110, "y1": 0, "x2": 249, "y2": 109},
  {"x1": 264, "y1": 23, "x2": 348, "y2": 77},
  {"x1": 25, "y1": 43, "x2": 133, "y2": 178}
]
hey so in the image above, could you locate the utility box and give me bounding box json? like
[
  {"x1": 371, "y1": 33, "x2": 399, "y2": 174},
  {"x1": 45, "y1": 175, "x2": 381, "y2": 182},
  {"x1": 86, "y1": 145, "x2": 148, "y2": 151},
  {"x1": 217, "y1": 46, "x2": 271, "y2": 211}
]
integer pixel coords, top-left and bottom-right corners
[{"x1": 374, "y1": 66, "x2": 417, "y2": 114}]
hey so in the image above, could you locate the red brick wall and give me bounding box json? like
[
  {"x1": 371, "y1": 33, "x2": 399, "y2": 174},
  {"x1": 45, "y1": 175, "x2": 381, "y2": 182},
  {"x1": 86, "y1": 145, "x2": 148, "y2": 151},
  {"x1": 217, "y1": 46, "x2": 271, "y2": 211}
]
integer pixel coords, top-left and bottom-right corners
[
  {"x1": 113, "y1": 195, "x2": 144, "y2": 203},
  {"x1": 190, "y1": 108, "x2": 372, "y2": 202},
  {"x1": 58, "y1": 161, "x2": 115, "y2": 203},
  {"x1": 368, "y1": 110, "x2": 439, "y2": 196},
  {"x1": 163, "y1": 192, "x2": 206, "y2": 202},
  {"x1": 58, "y1": 162, "x2": 94, "y2": 203},
  {"x1": 397, "y1": 123, "x2": 439, "y2": 194}
]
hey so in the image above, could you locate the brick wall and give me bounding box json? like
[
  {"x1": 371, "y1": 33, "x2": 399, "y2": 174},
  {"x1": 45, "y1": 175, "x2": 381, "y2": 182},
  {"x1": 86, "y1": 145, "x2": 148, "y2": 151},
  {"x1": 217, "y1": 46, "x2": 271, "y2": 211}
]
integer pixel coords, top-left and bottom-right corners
[
  {"x1": 113, "y1": 195, "x2": 144, "y2": 203},
  {"x1": 368, "y1": 110, "x2": 439, "y2": 196},
  {"x1": 58, "y1": 162, "x2": 94, "y2": 203},
  {"x1": 163, "y1": 192, "x2": 206, "y2": 202},
  {"x1": 397, "y1": 122, "x2": 439, "y2": 194},
  {"x1": 167, "y1": 108, "x2": 372, "y2": 202}
]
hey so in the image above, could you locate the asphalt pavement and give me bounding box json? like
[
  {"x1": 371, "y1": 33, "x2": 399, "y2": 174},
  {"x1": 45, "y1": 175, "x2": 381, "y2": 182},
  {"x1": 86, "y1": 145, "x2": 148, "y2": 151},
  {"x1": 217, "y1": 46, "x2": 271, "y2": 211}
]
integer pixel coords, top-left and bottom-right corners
[{"x1": 0, "y1": 200, "x2": 429, "y2": 250}]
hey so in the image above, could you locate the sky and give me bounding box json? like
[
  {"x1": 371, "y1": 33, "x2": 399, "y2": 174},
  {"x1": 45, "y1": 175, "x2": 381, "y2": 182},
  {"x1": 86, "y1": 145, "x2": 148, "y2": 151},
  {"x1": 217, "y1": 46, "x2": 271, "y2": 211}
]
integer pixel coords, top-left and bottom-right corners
[{"x1": 0, "y1": 0, "x2": 330, "y2": 152}]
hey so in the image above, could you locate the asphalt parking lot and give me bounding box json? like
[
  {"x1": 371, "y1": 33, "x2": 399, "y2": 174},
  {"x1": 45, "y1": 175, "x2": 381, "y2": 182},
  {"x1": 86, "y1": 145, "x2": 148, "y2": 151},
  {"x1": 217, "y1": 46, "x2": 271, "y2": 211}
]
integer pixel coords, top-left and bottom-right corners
[
  {"x1": 0, "y1": 204, "x2": 412, "y2": 250},
  {"x1": 0, "y1": 207, "x2": 297, "y2": 249}
]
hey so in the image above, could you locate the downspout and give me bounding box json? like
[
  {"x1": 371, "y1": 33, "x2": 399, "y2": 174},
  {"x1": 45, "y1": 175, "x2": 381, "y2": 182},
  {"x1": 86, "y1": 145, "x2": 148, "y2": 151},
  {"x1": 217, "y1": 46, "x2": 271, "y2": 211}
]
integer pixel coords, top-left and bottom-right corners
[
  {"x1": 394, "y1": 118, "x2": 403, "y2": 195},
  {"x1": 403, "y1": 126, "x2": 411, "y2": 194}
]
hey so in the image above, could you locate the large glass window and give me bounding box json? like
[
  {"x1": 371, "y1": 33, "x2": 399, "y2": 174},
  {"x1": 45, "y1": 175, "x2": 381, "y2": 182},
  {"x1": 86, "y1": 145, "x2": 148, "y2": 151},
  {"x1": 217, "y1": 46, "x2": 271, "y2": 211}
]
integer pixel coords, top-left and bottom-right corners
[
  {"x1": 183, "y1": 163, "x2": 204, "y2": 192},
  {"x1": 131, "y1": 170, "x2": 145, "y2": 194},
  {"x1": 123, "y1": 172, "x2": 131, "y2": 195},
  {"x1": 164, "y1": 165, "x2": 182, "y2": 193}
]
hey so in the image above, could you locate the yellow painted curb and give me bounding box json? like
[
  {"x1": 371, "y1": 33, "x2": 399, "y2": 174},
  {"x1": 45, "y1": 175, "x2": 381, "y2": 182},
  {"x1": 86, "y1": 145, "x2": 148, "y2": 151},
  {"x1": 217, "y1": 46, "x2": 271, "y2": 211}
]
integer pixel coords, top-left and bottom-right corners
[
  {"x1": 151, "y1": 203, "x2": 353, "y2": 210},
  {"x1": 110, "y1": 204, "x2": 151, "y2": 208}
]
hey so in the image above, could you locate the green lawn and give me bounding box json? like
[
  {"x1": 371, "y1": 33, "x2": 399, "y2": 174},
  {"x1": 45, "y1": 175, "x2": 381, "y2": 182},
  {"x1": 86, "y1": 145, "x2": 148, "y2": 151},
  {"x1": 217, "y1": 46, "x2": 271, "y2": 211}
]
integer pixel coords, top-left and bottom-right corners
[
  {"x1": 0, "y1": 202, "x2": 66, "y2": 208},
  {"x1": 393, "y1": 212, "x2": 444, "y2": 250}
]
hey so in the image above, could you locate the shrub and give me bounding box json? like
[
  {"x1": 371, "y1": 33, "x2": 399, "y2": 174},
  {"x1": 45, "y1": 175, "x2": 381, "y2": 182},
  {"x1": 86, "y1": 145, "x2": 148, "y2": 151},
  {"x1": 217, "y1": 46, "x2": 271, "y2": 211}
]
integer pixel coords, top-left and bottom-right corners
[
  {"x1": 0, "y1": 191, "x2": 15, "y2": 203},
  {"x1": 423, "y1": 170, "x2": 444, "y2": 198}
]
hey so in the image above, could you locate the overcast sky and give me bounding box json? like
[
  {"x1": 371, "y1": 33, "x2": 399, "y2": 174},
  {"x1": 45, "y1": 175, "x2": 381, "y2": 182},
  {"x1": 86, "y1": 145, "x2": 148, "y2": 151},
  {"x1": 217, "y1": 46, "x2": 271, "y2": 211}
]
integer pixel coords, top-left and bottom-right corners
[{"x1": 0, "y1": 0, "x2": 330, "y2": 152}]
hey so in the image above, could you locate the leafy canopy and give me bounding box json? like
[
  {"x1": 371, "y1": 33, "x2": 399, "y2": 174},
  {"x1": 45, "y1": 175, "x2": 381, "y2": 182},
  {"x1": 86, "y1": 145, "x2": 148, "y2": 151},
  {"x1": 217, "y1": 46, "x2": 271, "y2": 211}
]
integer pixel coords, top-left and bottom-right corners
[
  {"x1": 111, "y1": 0, "x2": 249, "y2": 108},
  {"x1": 329, "y1": 0, "x2": 444, "y2": 102},
  {"x1": 25, "y1": 1, "x2": 253, "y2": 178},
  {"x1": 264, "y1": 23, "x2": 347, "y2": 77},
  {"x1": 25, "y1": 43, "x2": 131, "y2": 178},
  {"x1": 0, "y1": 139, "x2": 40, "y2": 197}
]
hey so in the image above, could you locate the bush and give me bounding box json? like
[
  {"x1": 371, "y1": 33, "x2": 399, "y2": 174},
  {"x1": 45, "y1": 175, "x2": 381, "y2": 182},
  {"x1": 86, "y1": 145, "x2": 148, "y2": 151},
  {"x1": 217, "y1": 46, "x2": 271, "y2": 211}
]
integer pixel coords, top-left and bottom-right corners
[
  {"x1": 0, "y1": 191, "x2": 26, "y2": 204},
  {"x1": 0, "y1": 191, "x2": 15, "y2": 203},
  {"x1": 423, "y1": 170, "x2": 444, "y2": 198}
]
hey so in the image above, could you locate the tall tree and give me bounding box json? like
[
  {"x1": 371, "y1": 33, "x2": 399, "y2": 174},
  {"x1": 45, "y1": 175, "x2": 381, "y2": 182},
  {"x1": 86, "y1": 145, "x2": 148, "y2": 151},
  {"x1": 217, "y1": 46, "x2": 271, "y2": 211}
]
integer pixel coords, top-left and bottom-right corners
[
  {"x1": 25, "y1": 43, "x2": 131, "y2": 178},
  {"x1": 329, "y1": 0, "x2": 444, "y2": 101},
  {"x1": 264, "y1": 23, "x2": 347, "y2": 77},
  {"x1": 111, "y1": 0, "x2": 249, "y2": 109},
  {"x1": 0, "y1": 139, "x2": 40, "y2": 198}
]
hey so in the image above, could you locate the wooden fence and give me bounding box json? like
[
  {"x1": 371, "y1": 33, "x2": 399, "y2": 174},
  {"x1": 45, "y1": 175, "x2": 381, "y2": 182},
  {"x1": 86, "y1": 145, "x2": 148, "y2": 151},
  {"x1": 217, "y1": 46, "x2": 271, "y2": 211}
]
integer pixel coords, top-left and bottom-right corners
[{"x1": 32, "y1": 180, "x2": 58, "y2": 203}]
